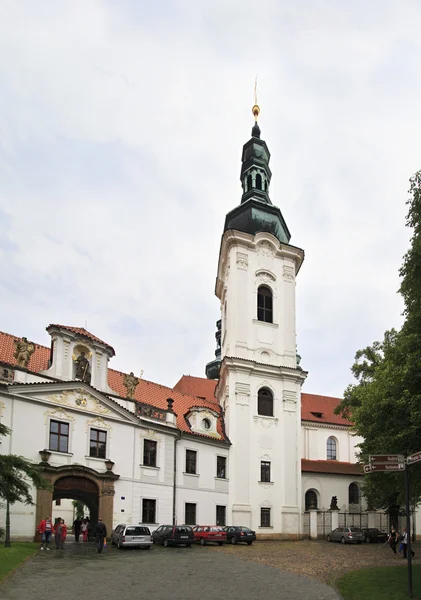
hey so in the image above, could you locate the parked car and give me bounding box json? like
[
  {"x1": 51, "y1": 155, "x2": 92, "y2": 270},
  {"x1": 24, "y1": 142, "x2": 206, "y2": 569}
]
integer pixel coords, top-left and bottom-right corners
[
  {"x1": 152, "y1": 525, "x2": 195, "y2": 547},
  {"x1": 223, "y1": 526, "x2": 256, "y2": 545},
  {"x1": 192, "y1": 526, "x2": 227, "y2": 545},
  {"x1": 327, "y1": 527, "x2": 365, "y2": 544},
  {"x1": 111, "y1": 524, "x2": 152, "y2": 549},
  {"x1": 361, "y1": 528, "x2": 388, "y2": 544}
]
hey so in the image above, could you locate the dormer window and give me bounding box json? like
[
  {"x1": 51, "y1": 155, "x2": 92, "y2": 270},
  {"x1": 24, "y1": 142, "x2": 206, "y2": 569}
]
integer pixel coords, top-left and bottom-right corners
[
  {"x1": 186, "y1": 408, "x2": 221, "y2": 439},
  {"x1": 311, "y1": 411, "x2": 323, "y2": 419}
]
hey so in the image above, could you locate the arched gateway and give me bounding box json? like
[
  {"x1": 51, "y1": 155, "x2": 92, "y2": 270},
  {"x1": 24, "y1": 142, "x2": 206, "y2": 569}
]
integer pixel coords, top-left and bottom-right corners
[{"x1": 35, "y1": 464, "x2": 119, "y2": 540}]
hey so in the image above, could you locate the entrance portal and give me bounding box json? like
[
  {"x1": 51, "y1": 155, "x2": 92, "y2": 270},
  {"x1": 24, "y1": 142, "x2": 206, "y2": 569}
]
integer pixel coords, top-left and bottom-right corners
[
  {"x1": 35, "y1": 464, "x2": 119, "y2": 541},
  {"x1": 54, "y1": 476, "x2": 99, "y2": 525}
]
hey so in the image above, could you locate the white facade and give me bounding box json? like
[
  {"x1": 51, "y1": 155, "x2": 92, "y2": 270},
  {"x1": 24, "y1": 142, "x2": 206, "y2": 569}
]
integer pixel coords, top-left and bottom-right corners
[{"x1": 214, "y1": 230, "x2": 307, "y2": 537}]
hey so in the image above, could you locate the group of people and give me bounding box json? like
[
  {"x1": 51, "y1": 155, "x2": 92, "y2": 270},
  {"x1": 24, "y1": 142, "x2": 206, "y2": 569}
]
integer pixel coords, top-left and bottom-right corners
[
  {"x1": 38, "y1": 515, "x2": 108, "y2": 554},
  {"x1": 388, "y1": 526, "x2": 415, "y2": 559}
]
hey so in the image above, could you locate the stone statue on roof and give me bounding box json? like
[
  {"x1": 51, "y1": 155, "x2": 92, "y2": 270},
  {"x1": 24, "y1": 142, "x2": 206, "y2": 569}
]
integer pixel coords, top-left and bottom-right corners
[
  {"x1": 13, "y1": 337, "x2": 35, "y2": 368},
  {"x1": 123, "y1": 372, "x2": 140, "y2": 399},
  {"x1": 74, "y1": 351, "x2": 91, "y2": 384}
]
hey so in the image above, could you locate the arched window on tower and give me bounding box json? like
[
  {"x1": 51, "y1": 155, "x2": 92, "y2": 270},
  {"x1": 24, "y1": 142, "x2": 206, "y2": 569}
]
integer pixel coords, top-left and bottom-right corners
[
  {"x1": 256, "y1": 173, "x2": 262, "y2": 190},
  {"x1": 257, "y1": 388, "x2": 273, "y2": 417},
  {"x1": 247, "y1": 175, "x2": 252, "y2": 191},
  {"x1": 326, "y1": 437, "x2": 337, "y2": 460},
  {"x1": 257, "y1": 286, "x2": 273, "y2": 323},
  {"x1": 305, "y1": 490, "x2": 318, "y2": 510},
  {"x1": 349, "y1": 483, "x2": 360, "y2": 505}
]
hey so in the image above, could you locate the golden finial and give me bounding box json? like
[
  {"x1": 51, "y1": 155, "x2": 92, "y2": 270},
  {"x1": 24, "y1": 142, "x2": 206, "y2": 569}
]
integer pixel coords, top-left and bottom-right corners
[{"x1": 252, "y1": 75, "x2": 260, "y2": 121}]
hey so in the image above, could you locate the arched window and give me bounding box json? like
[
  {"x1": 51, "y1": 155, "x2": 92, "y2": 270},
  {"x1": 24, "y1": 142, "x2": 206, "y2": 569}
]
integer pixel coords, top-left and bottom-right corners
[
  {"x1": 247, "y1": 175, "x2": 252, "y2": 191},
  {"x1": 305, "y1": 490, "x2": 318, "y2": 510},
  {"x1": 349, "y1": 483, "x2": 360, "y2": 505},
  {"x1": 258, "y1": 388, "x2": 273, "y2": 417},
  {"x1": 326, "y1": 437, "x2": 337, "y2": 460},
  {"x1": 256, "y1": 173, "x2": 262, "y2": 190},
  {"x1": 257, "y1": 286, "x2": 273, "y2": 323}
]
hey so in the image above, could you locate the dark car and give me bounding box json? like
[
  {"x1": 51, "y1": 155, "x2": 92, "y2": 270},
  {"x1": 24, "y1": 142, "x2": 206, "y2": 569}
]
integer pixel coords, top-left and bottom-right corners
[
  {"x1": 152, "y1": 525, "x2": 194, "y2": 547},
  {"x1": 224, "y1": 526, "x2": 256, "y2": 545},
  {"x1": 361, "y1": 528, "x2": 388, "y2": 544}
]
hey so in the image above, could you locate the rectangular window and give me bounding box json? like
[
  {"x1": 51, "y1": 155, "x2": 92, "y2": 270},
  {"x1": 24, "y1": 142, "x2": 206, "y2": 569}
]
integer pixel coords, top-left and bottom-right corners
[
  {"x1": 185, "y1": 502, "x2": 196, "y2": 525},
  {"x1": 186, "y1": 450, "x2": 197, "y2": 474},
  {"x1": 89, "y1": 429, "x2": 107, "y2": 459},
  {"x1": 49, "y1": 420, "x2": 69, "y2": 453},
  {"x1": 55, "y1": 499, "x2": 61, "y2": 506},
  {"x1": 216, "y1": 505, "x2": 226, "y2": 526},
  {"x1": 260, "y1": 507, "x2": 271, "y2": 527},
  {"x1": 143, "y1": 439, "x2": 157, "y2": 467},
  {"x1": 216, "y1": 456, "x2": 226, "y2": 479},
  {"x1": 142, "y1": 499, "x2": 156, "y2": 524},
  {"x1": 260, "y1": 461, "x2": 271, "y2": 482}
]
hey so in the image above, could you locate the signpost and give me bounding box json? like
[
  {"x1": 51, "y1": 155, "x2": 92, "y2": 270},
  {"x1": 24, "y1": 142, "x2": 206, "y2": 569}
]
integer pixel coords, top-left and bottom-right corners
[
  {"x1": 369, "y1": 454, "x2": 405, "y2": 464},
  {"x1": 364, "y1": 452, "x2": 418, "y2": 599},
  {"x1": 369, "y1": 463, "x2": 405, "y2": 472},
  {"x1": 407, "y1": 452, "x2": 421, "y2": 465}
]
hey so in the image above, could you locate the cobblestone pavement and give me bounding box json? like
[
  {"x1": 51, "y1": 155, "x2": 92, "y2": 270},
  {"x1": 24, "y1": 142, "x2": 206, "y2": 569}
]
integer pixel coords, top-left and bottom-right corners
[
  {"x1": 0, "y1": 539, "x2": 339, "y2": 600},
  {"x1": 218, "y1": 540, "x2": 419, "y2": 585}
]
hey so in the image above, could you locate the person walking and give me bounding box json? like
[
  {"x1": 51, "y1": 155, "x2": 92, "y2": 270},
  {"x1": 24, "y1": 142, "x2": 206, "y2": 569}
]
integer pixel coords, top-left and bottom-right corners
[
  {"x1": 81, "y1": 518, "x2": 89, "y2": 543},
  {"x1": 54, "y1": 518, "x2": 67, "y2": 549},
  {"x1": 38, "y1": 516, "x2": 53, "y2": 551},
  {"x1": 73, "y1": 517, "x2": 82, "y2": 543},
  {"x1": 93, "y1": 518, "x2": 107, "y2": 554},
  {"x1": 388, "y1": 525, "x2": 398, "y2": 555},
  {"x1": 402, "y1": 527, "x2": 415, "y2": 559}
]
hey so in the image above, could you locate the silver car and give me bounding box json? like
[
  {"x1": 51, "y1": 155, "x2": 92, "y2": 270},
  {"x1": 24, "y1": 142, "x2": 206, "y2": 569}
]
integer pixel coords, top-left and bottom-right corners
[
  {"x1": 327, "y1": 526, "x2": 365, "y2": 544},
  {"x1": 111, "y1": 524, "x2": 152, "y2": 549}
]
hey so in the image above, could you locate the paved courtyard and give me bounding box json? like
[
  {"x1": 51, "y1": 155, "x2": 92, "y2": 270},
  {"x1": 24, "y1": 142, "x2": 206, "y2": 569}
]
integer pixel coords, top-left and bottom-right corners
[{"x1": 0, "y1": 540, "x2": 339, "y2": 600}]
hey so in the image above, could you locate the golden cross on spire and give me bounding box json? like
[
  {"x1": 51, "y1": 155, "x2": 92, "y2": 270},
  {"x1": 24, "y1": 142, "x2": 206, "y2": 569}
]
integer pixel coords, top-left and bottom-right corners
[{"x1": 252, "y1": 74, "x2": 260, "y2": 121}]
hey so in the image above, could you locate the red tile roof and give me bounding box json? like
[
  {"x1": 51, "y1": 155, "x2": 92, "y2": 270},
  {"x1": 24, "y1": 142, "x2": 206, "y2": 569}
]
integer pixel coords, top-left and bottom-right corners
[
  {"x1": 0, "y1": 330, "x2": 50, "y2": 372},
  {"x1": 301, "y1": 393, "x2": 352, "y2": 427},
  {"x1": 107, "y1": 369, "x2": 225, "y2": 439},
  {"x1": 302, "y1": 459, "x2": 363, "y2": 476},
  {"x1": 47, "y1": 325, "x2": 115, "y2": 355},
  {"x1": 173, "y1": 375, "x2": 218, "y2": 405}
]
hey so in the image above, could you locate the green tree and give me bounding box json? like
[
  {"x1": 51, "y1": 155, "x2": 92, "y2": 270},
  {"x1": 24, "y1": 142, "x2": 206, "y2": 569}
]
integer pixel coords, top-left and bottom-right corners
[
  {"x1": 336, "y1": 171, "x2": 421, "y2": 510},
  {"x1": 0, "y1": 423, "x2": 51, "y2": 547},
  {"x1": 72, "y1": 500, "x2": 85, "y2": 519}
]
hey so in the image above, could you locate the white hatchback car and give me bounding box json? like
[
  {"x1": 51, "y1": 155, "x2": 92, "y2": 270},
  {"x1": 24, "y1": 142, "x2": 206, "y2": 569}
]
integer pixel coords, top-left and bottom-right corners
[{"x1": 111, "y1": 524, "x2": 152, "y2": 549}]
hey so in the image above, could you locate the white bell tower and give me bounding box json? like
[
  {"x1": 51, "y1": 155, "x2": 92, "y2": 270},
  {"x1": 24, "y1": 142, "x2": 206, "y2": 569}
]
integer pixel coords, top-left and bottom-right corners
[{"x1": 209, "y1": 105, "x2": 307, "y2": 538}]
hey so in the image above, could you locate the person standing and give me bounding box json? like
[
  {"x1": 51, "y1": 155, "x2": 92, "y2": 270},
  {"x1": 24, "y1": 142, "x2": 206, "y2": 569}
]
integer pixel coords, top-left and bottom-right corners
[
  {"x1": 81, "y1": 518, "x2": 88, "y2": 542},
  {"x1": 402, "y1": 527, "x2": 415, "y2": 559},
  {"x1": 73, "y1": 517, "x2": 82, "y2": 543},
  {"x1": 388, "y1": 525, "x2": 398, "y2": 555},
  {"x1": 54, "y1": 519, "x2": 67, "y2": 549},
  {"x1": 38, "y1": 516, "x2": 53, "y2": 551},
  {"x1": 93, "y1": 518, "x2": 107, "y2": 554}
]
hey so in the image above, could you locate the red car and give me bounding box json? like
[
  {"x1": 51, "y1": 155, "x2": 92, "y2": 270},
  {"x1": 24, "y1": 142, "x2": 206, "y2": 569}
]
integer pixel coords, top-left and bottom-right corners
[{"x1": 192, "y1": 525, "x2": 227, "y2": 546}]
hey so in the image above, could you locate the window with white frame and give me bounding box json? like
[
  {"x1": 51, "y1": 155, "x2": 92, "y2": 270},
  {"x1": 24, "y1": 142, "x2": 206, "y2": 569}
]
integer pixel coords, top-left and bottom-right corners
[
  {"x1": 89, "y1": 429, "x2": 107, "y2": 459},
  {"x1": 326, "y1": 437, "x2": 337, "y2": 460},
  {"x1": 49, "y1": 420, "x2": 69, "y2": 453},
  {"x1": 260, "y1": 507, "x2": 271, "y2": 527}
]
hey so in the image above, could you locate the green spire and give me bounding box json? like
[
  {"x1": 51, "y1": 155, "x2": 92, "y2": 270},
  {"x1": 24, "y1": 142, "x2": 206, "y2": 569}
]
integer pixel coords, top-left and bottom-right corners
[{"x1": 223, "y1": 106, "x2": 291, "y2": 244}]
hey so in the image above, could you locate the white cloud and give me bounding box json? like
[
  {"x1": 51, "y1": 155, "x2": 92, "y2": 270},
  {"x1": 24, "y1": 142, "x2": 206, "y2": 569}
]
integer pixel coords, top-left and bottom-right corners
[{"x1": 0, "y1": 0, "x2": 420, "y2": 395}]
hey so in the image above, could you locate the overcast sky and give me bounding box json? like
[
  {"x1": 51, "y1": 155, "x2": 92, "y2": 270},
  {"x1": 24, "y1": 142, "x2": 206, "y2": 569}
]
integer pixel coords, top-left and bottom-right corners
[{"x1": 1, "y1": 0, "x2": 420, "y2": 398}]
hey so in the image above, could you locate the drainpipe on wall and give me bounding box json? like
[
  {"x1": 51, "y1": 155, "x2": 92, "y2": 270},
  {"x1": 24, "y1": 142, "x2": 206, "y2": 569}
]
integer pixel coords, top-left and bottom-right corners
[
  {"x1": 172, "y1": 432, "x2": 181, "y2": 526},
  {"x1": 166, "y1": 398, "x2": 180, "y2": 526}
]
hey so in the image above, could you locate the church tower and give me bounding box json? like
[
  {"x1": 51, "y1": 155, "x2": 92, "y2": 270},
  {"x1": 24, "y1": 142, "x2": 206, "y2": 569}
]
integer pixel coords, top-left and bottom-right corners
[{"x1": 208, "y1": 103, "x2": 307, "y2": 537}]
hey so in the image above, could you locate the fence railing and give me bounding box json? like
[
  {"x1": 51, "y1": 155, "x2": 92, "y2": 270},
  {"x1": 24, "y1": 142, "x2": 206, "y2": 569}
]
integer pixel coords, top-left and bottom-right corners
[{"x1": 302, "y1": 510, "x2": 389, "y2": 539}]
